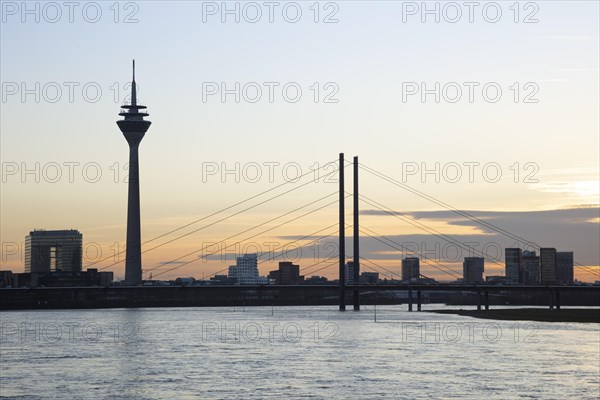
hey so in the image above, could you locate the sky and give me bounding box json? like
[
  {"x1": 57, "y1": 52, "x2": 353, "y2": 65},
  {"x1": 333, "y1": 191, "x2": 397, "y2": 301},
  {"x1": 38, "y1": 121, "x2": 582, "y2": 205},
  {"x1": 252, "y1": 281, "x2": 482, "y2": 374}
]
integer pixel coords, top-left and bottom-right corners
[{"x1": 1, "y1": 1, "x2": 598, "y2": 282}]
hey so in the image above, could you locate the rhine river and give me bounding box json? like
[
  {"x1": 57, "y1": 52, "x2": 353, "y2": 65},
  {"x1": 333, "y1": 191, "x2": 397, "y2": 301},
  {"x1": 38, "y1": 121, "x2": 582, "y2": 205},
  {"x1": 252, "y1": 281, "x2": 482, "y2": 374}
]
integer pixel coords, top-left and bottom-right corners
[{"x1": 1, "y1": 306, "x2": 598, "y2": 399}]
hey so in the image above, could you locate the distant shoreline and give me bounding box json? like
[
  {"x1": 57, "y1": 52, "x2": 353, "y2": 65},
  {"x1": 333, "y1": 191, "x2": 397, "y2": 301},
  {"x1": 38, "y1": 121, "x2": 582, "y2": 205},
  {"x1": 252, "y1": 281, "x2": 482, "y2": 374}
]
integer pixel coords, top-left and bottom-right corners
[{"x1": 430, "y1": 308, "x2": 600, "y2": 323}]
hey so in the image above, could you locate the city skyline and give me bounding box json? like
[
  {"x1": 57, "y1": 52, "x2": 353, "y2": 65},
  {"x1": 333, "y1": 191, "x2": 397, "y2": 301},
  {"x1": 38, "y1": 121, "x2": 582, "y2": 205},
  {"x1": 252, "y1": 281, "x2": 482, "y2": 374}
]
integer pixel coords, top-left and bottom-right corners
[
  {"x1": 3, "y1": 211, "x2": 591, "y2": 284},
  {"x1": 1, "y1": 2, "x2": 598, "y2": 282}
]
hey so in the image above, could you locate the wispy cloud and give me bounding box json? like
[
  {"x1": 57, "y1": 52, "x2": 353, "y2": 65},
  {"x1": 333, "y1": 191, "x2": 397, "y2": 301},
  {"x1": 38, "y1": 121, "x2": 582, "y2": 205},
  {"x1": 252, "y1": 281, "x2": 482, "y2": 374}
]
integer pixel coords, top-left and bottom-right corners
[
  {"x1": 533, "y1": 181, "x2": 599, "y2": 197},
  {"x1": 355, "y1": 206, "x2": 599, "y2": 267},
  {"x1": 535, "y1": 35, "x2": 597, "y2": 41},
  {"x1": 551, "y1": 68, "x2": 599, "y2": 73}
]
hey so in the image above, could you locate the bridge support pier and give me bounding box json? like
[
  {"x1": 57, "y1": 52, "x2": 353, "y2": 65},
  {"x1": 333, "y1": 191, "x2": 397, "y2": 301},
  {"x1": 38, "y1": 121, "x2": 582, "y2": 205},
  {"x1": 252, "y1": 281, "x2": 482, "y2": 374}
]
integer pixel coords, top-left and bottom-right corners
[
  {"x1": 353, "y1": 289, "x2": 360, "y2": 311},
  {"x1": 353, "y1": 156, "x2": 360, "y2": 311},
  {"x1": 477, "y1": 290, "x2": 481, "y2": 311},
  {"x1": 338, "y1": 153, "x2": 346, "y2": 311},
  {"x1": 417, "y1": 290, "x2": 422, "y2": 311},
  {"x1": 484, "y1": 290, "x2": 489, "y2": 310},
  {"x1": 408, "y1": 290, "x2": 413, "y2": 312},
  {"x1": 549, "y1": 290, "x2": 554, "y2": 310},
  {"x1": 555, "y1": 290, "x2": 561, "y2": 310}
]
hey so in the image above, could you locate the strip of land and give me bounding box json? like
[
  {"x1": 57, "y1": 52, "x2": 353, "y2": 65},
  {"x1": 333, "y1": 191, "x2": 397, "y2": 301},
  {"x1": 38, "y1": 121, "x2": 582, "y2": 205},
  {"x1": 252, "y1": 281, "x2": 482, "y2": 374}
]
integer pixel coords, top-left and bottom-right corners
[{"x1": 430, "y1": 308, "x2": 600, "y2": 323}]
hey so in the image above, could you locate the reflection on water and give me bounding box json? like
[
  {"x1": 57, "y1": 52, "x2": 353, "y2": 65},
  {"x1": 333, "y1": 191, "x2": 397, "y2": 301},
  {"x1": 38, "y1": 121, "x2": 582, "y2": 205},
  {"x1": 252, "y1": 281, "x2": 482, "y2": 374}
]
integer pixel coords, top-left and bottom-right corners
[{"x1": 1, "y1": 306, "x2": 599, "y2": 399}]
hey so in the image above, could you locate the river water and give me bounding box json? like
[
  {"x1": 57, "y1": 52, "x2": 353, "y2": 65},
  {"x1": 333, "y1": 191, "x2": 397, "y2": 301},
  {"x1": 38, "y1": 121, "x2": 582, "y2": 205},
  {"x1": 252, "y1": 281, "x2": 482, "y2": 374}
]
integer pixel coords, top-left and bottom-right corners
[{"x1": 1, "y1": 305, "x2": 598, "y2": 399}]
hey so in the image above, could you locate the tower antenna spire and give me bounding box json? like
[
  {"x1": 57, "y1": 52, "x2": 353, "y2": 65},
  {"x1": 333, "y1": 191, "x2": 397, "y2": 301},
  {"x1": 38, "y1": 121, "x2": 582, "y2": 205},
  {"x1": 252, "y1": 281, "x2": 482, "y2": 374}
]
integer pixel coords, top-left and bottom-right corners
[{"x1": 131, "y1": 59, "x2": 137, "y2": 107}]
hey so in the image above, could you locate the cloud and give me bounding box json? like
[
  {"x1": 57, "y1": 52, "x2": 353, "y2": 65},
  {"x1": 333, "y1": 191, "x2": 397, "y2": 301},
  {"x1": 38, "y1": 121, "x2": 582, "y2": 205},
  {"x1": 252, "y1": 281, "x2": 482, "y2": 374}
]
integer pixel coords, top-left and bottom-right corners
[
  {"x1": 535, "y1": 35, "x2": 597, "y2": 41},
  {"x1": 356, "y1": 206, "x2": 599, "y2": 268},
  {"x1": 550, "y1": 68, "x2": 599, "y2": 73},
  {"x1": 531, "y1": 181, "x2": 599, "y2": 199}
]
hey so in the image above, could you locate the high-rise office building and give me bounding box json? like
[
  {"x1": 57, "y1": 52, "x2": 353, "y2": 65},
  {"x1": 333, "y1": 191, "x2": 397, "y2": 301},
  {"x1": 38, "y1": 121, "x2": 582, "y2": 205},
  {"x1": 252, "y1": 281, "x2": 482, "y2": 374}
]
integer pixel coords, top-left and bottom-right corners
[
  {"x1": 228, "y1": 254, "x2": 268, "y2": 285},
  {"x1": 522, "y1": 250, "x2": 540, "y2": 284},
  {"x1": 268, "y1": 261, "x2": 303, "y2": 285},
  {"x1": 25, "y1": 230, "x2": 82, "y2": 273},
  {"x1": 556, "y1": 251, "x2": 574, "y2": 285},
  {"x1": 463, "y1": 257, "x2": 484, "y2": 284},
  {"x1": 540, "y1": 247, "x2": 557, "y2": 285},
  {"x1": 345, "y1": 261, "x2": 357, "y2": 284},
  {"x1": 402, "y1": 257, "x2": 420, "y2": 282},
  {"x1": 505, "y1": 248, "x2": 522, "y2": 285}
]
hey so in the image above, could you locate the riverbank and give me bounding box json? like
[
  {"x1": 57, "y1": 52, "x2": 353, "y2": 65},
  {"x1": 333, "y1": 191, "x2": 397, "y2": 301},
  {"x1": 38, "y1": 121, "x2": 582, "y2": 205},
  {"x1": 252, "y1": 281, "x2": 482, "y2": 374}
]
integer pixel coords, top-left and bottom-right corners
[{"x1": 430, "y1": 308, "x2": 600, "y2": 323}]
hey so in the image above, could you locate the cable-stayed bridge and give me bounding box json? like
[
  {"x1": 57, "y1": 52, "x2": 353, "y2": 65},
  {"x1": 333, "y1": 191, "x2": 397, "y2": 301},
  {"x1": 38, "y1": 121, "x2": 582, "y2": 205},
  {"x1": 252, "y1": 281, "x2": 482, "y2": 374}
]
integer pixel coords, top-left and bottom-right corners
[{"x1": 75, "y1": 153, "x2": 598, "y2": 311}]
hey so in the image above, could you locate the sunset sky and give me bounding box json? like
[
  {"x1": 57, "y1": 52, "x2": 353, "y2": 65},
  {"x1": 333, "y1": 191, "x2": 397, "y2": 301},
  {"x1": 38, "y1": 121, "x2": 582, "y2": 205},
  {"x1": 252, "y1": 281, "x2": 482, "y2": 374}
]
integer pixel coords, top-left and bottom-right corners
[{"x1": 1, "y1": 1, "x2": 598, "y2": 281}]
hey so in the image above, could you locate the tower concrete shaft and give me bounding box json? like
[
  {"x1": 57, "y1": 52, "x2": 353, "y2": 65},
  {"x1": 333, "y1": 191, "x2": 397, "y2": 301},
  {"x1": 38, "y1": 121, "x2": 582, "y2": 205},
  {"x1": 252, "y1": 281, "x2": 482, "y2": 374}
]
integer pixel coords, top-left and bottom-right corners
[{"x1": 117, "y1": 60, "x2": 151, "y2": 285}]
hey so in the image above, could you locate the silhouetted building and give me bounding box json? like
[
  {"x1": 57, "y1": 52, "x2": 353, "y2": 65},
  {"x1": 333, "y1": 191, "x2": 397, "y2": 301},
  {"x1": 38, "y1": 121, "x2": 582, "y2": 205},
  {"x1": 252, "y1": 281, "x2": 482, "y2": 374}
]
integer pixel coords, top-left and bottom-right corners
[
  {"x1": 268, "y1": 261, "x2": 304, "y2": 285},
  {"x1": 37, "y1": 269, "x2": 113, "y2": 287},
  {"x1": 11, "y1": 273, "x2": 36, "y2": 287},
  {"x1": 540, "y1": 248, "x2": 557, "y2": 285},
  {"x1": 175, "y1": 277, "x2": 196, "y2": 286},
  {"x1": 209, "y1": 275, "x2": 237, "y2": 285},
  {"x1": 345, "y1": 261, "x2": 357, "y2": 284},
  {"x1": 522, "y1": 250, "x2": 540, "y2": 284},
  {"x1": 486, "y1": 275, "x2": 506, "y2": 285},
  {"x1": 556, "y1": 251, "x2": 574, "y2": 285},
  {"x1": 505, "y1": 248, "x2": 522, "y2": 285},
  {"x1": 0, "y1": 270, "x2": 13, "y2": 288},
  {"x1": 25, "y1": 229, "x2": 82, "y2": 273},
  {"x1": 418, "y1": 276, "x2": 438, "y2": 285},
  {"x1": 359, "y1": 271, "x2": 379, "y2": 284},
  {"x1": 304, "y1": 275, "x2": 330, "y2": 285},
  {"x1": 88, "y1": 268, "x2": 114, "y2": 286},
  {"x1": 463, "y1": 257, "x2": 484, "y2": 284},
  {"x1": 402, "y1": 257, "x2": 420, "y2": 282},
  {"x1": 228, "y1": 254, "x2": 268, "y2": 285},
  {"x1": 10, "y1": 269, "x2": 112, "y2": 287}
]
